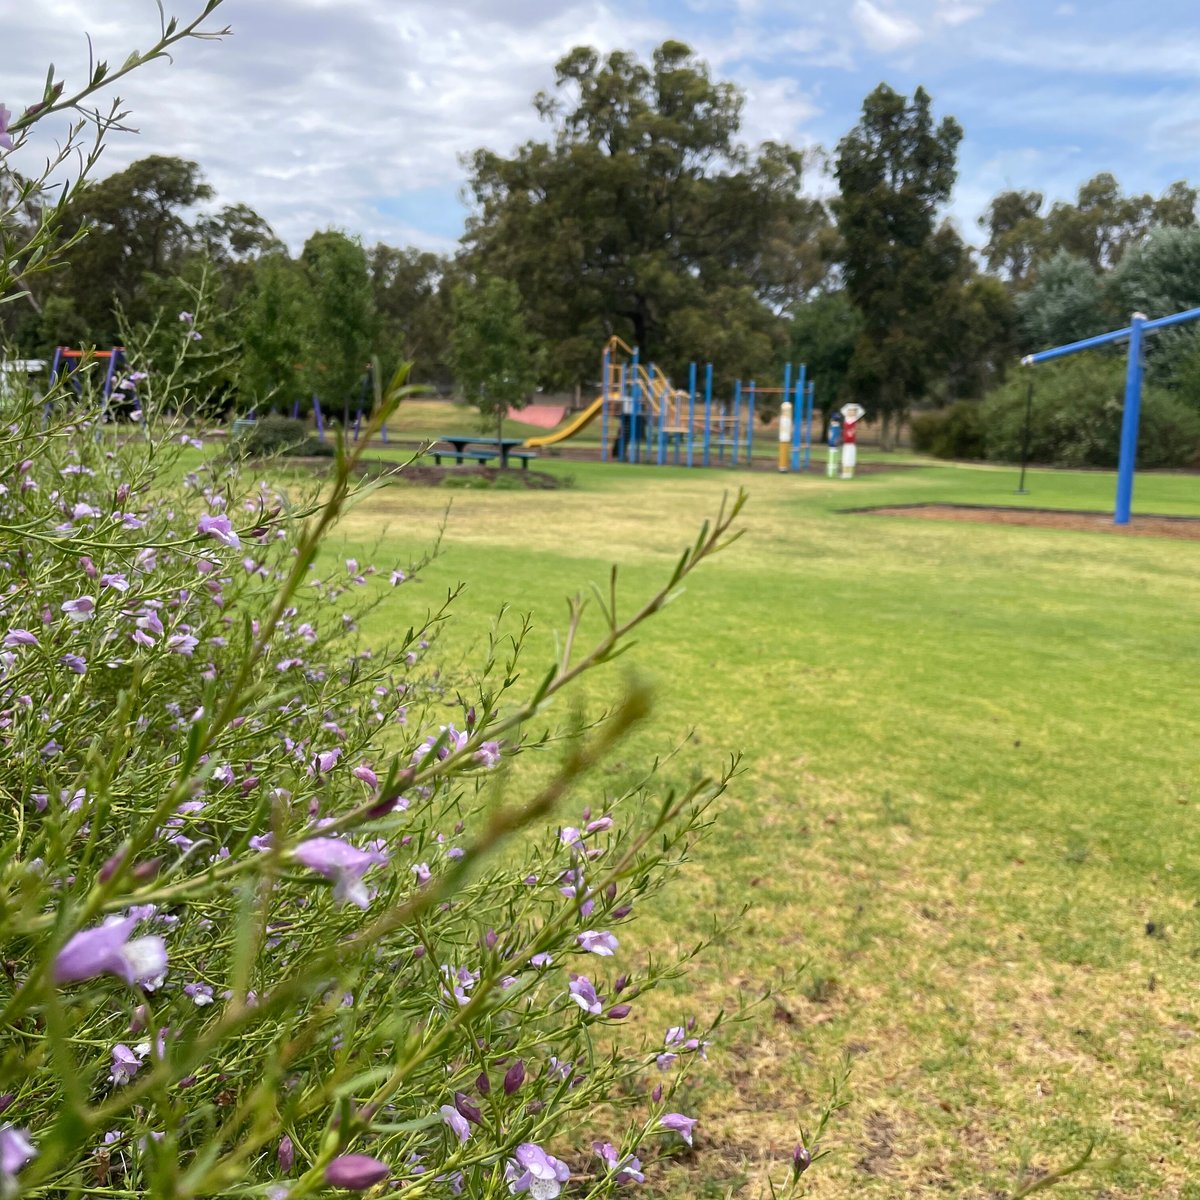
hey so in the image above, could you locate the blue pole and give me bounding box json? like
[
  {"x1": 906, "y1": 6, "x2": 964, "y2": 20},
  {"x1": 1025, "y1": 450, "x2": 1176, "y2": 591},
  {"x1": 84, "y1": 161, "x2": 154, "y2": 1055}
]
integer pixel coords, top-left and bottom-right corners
[
  {"x1": 291, "y1": 399, "x2": 300, "y2": 419},
  {"x1": 102, "y1": 349, "x2": 120, "y2": 400},
  {"x1": 601, "y1": 347, "x2": 610, "y2": 463},
  {"x1": 687, "y1": 363, "x2": 697, "y2": 468},
  {"x1": 732, "y1": 380, "x2": 742, "y2": 466},
  {"x1": 313, "y1": 394, "x2": 325, "y2": 441},
  {"x1": 747, "y1": 381, "x2": 755, "y2": 466},
  {"x1": 791, "y1": 363, "x2": 806, "y2": 470},
  {"x1": 629, "y1": 349, "x2": 641, "y2": 464},
  {"x1": 1114, "y1": 313, "x2": 1146, "y2": 526},
  {"x1": 703, "y1": 364, "x2": 713, "y2": 467},
  {"x1": 803, "y1": 379, "x2": 814, "y2": 471}
]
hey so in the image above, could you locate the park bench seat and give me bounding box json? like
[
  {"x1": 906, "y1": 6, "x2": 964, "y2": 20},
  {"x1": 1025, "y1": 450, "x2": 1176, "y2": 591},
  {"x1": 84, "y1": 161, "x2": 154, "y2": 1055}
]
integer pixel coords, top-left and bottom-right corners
[
  {"x1": 432, "y1": 448, "x2": 496, "y2": 466},
  {"x1": 507, "y1": 450, "x2": 538, "y2": 470}
]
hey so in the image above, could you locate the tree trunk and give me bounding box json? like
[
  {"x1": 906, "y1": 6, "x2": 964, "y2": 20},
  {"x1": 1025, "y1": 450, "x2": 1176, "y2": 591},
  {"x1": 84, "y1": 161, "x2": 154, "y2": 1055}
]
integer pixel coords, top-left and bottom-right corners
[{"x1": 881, "y1": 410, "x2": 892, "y2": 451}]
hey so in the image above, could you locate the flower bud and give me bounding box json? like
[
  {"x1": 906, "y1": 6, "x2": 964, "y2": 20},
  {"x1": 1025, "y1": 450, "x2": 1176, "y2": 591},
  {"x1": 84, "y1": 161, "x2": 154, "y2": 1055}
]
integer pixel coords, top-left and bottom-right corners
[
  {"x1": 132, "y1": 857, "x2": 163, "y2": 883},
  {"x1": 503, "y1": 1061, "x2": 526, "y2": 1095},
  {"x1": 651, "y1": 1084, "x2": 663, "y2": 1103},
  {"x1": 475, "y1": 1071, "x2": 491, "y2": 1096},
  {"x1": 607, "y1": 1004, "x2": 632, "y2": 1020},
  {"x1": 325, "y1": 1154, "x2": 389, "y2": 1190},
  {"x1": 99, "y1": 849, "x2": 127, "y2": 883},
  {"x1": 792, "y1": 1144, "x2": 813, "y2": 1177},
  {"x1": 278, "y1": 1135, "x2": 295, "y2": 1173},
  {"x1": 612, "y1": 905, "x2": 633, "y2": 920},
  {"x1": 453, "y1": 1092, "x2": 482, "y2": 1125}
]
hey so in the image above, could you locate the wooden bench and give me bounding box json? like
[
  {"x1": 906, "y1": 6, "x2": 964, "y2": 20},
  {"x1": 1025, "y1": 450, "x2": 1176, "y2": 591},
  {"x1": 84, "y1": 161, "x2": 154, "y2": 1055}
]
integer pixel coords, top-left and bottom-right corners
[{"x1": 432, "y1": 449, "x2": 496, "y2": 466}]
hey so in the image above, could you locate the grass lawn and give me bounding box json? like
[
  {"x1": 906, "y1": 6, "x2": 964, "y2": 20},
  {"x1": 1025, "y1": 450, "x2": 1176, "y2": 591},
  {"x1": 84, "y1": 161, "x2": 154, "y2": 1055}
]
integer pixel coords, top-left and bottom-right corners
[{"x1": 321, "y1": 456, "x2": 1200, "y2": 1199}]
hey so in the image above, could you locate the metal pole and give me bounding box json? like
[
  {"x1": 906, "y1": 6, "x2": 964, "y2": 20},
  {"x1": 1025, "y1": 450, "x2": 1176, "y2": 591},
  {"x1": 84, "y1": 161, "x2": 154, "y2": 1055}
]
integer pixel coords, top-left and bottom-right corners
[
  {"x1": 1114, "y1": 313, "x2": 1146, "y2": 525},
  {"x1": 732, "y1": 380, "x2": 742, "y2": 466},
  {"x1": 687, "y1": 363, "x2": 697, "y2": 468},
  {"x1": 793, "y1": 364, "x2": 808, "y2": 470},
  {"x1": 703, "y1": 364, "x2": 713, "y2": 467},
  {"x1": 313, "y1": 394, "x2": 325, "y2": 441},
  {"x1": 804, "y1": 381, "x2": 814, "y2": 469},
  {"x1": 630, "y1": 349, "x2": 641, "y2": 464},
  {"x1": 601, "y1": 347, "x2": 610, "y2": 463},
  {"x1": 747, "y1": 381, "x2": 755, "y2": 466},
  {"x1": 1016, "y1": 377, "x2": 1034, "y2": 495}
]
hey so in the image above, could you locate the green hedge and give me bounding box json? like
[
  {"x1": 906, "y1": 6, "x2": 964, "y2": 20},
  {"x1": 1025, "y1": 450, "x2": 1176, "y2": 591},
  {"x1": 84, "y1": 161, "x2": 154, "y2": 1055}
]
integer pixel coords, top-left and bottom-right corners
[
  {"x1": 914, "y1": 357, "x2": 1200, "y2": 469},
  {"x1": 230, "y1": 414, "x2": 334, "y2": 458}
]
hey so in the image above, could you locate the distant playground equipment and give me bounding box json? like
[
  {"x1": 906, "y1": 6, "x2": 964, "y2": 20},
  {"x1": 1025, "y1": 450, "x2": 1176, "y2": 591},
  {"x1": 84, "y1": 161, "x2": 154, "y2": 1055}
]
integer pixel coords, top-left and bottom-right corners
[
  {"x1": 287, "y1": 362, "x2": 390, "y2": 444},
  {"x1": 523, "y1": 336, "x2": 819, "y2": 471},
  {"x1": 49, "y1": 346, "x2": 127, "y2": 402},
  {"x1": 1021, "y1": 304, "x2": 1200, "y2": 525}
]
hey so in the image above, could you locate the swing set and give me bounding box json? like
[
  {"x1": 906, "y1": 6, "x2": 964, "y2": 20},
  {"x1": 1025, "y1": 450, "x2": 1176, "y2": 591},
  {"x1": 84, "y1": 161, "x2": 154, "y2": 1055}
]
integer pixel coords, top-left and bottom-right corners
[{"x1": 1020, "y1": 304, "x2": 1200, "y2": 524}]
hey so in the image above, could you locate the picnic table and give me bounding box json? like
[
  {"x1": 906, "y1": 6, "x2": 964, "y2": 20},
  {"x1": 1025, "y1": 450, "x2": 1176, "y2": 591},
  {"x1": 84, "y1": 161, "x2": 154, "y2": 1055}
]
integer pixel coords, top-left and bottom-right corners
[{"x1": 432, "y1": 435, "x2": 536, "y2": 469}]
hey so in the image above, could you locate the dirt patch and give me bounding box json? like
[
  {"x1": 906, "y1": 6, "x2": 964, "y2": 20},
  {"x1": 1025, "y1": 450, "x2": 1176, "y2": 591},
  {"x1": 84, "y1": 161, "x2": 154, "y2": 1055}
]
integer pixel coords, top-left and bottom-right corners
[{"x1": 856, "y1": 502, "x2": 1200, "y2": 541}]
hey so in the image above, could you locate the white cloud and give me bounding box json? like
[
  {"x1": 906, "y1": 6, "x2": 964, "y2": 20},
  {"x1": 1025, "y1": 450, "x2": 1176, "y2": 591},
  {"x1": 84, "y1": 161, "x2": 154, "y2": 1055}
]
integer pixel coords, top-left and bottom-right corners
[
  {"x1": 850, "y1": 0, "x2": 923, "y2": 53},
  {"x1": 4, "y1": 0, "x2": 672, "y2": 252},
  {"x1": 936, "y1": 0, "x2": 986, "y2": 28}
]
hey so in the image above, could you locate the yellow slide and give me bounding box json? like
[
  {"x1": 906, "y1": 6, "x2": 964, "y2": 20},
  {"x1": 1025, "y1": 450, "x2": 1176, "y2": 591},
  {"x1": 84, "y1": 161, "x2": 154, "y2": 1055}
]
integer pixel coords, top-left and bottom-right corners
[{"x1": 522, "y1": 395, "x2": 607, "y2": 448}]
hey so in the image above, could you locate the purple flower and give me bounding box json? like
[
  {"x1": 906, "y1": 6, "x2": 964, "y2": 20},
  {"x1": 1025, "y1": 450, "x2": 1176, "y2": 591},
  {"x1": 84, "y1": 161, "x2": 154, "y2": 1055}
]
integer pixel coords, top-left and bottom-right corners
[
  {"x1": 660, "y1": 1113, "x2": 697, "y2": 1146},
  {"x1": 190, "y1": 331, "x2": 203, "y2": 342},
  {"x1": 61, "y1": 597, "x2": 95, "y2": 623},
  {"x1": 792, "y1": 1144, "x2": 813, "y2": 1177},
  {"x1": 278, "y1": 1135, "x2": 295, "y2": 1173},
  {"x1": 314, "y1": 748, "x2": 341, "y2": 775},
  {"x1": 505, "y1": 1143, "x2": 570, "y2": 1199},
  {"x1": 475, "y1": 741, "x2": 502, "y2": 769},
  {"x1": 109, "y1": 1043, "x2": 142, "y2": 1085},
  {"x1": 197, "y1": 513, "x2": 240, "y2": 550},
  {"x1": 294, "y1": 837, "x2": 382, "y2": 909},
  {"x1": 568, "y1": 976, "x2": 602, "y2": 1015},
  {"x1": 324, "y1": 1154, "x2": 389, "y2": 1190},
  {"x1": 389, "y1": 569, "x2": 406, "y2": 586},
  {"x1": 60, "y1": 653, "x2": 87, "y2": 675},
  {"x1": 178, "y1": 311, "x2": 194, "y2": 324},
  {"x1": 352, "y1": 764, "x2": 378, "y2": 789},
  {"x1": 577, "y1": 930, "x2": 619, "y2": 957},
  {"x1": 0, "y1": 105, "x2": 13, "y2": 153},
  {"x1": 168, "y1": 634, "x2": 198, "y2": 657},
  {"x1": 183, "y1": 982, "x2": 214, "y2": 1006},
  {"x1": 0, "y1": 1126, "x2": 35, "y2": 1181},
  {"x1": 594, "y1": 1142, "x2": 645, "y2": 1185},
  {"x1": 529, "y1": 952, "x2": 553, "y2": 968},
  {"x1": 3, "y1": 629, "x2": 38, "y2": 648},
  {"x1": 100, "y1": 572, "x2": 129, "y2": 592},
  {"x1": 440, "y1": 1104, "x2": 470, "y2": 1144},
  {"x1": 53, "y1": 917, "x2": 168, "y2": 988}
]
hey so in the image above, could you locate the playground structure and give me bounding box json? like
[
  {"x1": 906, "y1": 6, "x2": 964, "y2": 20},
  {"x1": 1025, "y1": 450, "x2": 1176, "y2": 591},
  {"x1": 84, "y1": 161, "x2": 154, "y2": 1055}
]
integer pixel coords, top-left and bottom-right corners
[
  {"x1": 49, "y1": 347, "x2": 127, "y2": 402},
  {"x1": 523, "y1": 336, "x2": 819, "y2": 470},
  {"x1": 289, "y1": 363, "x2": 390, "y2": 444},
  {"x1": 1021, "y1": 303, "x2": 1200, "y2": 524}
]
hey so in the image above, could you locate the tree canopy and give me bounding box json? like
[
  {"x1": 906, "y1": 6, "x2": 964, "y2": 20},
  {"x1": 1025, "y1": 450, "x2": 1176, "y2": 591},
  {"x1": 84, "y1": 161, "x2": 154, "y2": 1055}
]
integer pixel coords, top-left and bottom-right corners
[
  {"x1": 463, "y1": 41, "x2": 829, "y2": 390},
  {"x1": 833, "y1": 84, "x2": 965, "y2": 436}
]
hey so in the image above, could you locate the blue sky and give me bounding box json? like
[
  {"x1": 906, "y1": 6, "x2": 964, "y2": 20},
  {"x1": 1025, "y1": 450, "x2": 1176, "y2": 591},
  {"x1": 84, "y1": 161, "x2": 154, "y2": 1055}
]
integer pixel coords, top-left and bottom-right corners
[{"x1": 7, "y1": 0, "x2": 1200, "y2": 253}]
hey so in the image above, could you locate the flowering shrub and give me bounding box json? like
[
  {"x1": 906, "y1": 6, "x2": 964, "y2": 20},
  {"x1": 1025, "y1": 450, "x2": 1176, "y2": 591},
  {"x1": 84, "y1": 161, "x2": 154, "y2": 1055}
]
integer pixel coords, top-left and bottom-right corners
[{"x1": 0, "y1": 8, "x2": 843, "y2": 1197}]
